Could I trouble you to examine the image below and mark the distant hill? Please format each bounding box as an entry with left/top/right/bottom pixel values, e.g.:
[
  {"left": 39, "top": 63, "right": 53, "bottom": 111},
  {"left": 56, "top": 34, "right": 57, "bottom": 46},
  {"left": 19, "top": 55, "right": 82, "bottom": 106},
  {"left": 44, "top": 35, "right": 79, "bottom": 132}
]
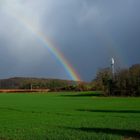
[{"left": 0, "top": 77, "right": 80, "bottom": 90}]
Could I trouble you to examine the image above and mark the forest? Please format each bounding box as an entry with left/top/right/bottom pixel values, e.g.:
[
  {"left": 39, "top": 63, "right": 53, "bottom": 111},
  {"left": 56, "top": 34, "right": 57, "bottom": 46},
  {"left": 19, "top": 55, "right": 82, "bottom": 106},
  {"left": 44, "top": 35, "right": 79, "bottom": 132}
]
[{"left": 93, "top": 64, "right": 140, "bottom": 96}]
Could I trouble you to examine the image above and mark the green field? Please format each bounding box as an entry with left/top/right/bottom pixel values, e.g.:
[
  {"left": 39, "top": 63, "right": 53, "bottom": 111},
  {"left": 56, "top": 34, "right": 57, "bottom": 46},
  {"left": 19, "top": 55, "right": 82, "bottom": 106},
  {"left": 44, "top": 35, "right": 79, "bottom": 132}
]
[{"left": 0, "top": 92, "right": 140, "bottom": 140}]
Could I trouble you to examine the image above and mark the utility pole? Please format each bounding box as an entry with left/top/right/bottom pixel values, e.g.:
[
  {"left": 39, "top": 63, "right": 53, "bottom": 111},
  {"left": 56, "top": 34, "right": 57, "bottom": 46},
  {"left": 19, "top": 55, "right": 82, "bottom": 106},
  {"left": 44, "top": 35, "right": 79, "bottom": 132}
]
[
  {"left": 109, "top": 57, "right": 115, "bottom": 96},
  {"left": 111, "top": 57, "right": 115, "bottom": 78}
]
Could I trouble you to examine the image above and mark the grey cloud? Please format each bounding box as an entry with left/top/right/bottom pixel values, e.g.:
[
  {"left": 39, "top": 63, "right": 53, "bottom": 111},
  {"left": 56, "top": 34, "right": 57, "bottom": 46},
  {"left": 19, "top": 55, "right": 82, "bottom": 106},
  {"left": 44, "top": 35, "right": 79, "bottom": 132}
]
[{"left": 0, "top": 0, "right": 140, "bottom": 81}]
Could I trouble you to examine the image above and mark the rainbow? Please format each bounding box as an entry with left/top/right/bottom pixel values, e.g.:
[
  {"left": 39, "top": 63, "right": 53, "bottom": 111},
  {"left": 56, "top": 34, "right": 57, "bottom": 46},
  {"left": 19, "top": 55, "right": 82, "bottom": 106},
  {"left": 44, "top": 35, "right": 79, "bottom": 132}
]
[
  {"left": 5, "top": 7, "right": 81, "bottom": 81},
  {"left": 95, "top": 28, "right": 127, "bottom": 67}
]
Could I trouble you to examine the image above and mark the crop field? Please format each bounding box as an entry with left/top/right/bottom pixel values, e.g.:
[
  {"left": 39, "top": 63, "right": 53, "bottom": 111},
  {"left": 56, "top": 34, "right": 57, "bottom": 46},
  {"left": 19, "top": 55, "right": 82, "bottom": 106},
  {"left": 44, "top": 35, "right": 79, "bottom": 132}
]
[{"left": 0, "top": 92, "right": 139, "bottom": 140}]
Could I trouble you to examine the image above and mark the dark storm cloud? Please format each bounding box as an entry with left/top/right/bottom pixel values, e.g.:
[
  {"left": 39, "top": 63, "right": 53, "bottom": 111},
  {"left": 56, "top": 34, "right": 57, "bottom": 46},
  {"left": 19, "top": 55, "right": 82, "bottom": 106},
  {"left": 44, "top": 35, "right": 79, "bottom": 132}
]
[{"left": 0, "top": 0, "right": 140, "bottom": 81}]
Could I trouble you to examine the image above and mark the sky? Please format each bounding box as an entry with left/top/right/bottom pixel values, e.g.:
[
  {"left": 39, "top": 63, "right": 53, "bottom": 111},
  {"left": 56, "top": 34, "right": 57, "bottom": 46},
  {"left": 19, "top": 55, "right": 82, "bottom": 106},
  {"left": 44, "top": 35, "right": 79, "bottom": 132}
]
[{"left": 0, "top": 0, "right": 140, "bottom": 81}]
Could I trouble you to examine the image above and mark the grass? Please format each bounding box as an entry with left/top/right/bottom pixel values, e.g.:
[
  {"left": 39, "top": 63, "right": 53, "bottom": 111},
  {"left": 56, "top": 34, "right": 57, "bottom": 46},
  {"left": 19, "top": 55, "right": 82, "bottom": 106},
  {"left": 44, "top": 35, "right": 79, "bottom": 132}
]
[{"left": 0, "top": 91, "right": 139, "bottom": 140}]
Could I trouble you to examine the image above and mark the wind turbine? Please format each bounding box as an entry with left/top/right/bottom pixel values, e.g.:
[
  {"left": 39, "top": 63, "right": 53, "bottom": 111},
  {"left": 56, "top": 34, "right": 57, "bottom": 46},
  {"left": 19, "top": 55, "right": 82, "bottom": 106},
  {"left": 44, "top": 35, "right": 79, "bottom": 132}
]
[{"left": 111, "top": 57, "right": 115, "bottom": 77}]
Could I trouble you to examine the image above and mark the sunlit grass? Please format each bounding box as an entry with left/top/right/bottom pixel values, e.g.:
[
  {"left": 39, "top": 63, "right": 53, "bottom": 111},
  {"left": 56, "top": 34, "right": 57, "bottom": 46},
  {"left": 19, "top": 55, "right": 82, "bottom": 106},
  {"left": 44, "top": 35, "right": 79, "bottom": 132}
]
[{"left": 0, "top": 92, "right": 139, "bottom": 140}]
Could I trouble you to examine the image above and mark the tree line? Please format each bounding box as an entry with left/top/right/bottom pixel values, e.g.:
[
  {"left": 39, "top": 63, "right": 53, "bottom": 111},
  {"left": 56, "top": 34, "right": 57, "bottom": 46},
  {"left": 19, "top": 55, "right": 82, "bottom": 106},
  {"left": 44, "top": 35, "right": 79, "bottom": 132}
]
[
  {"left": 92, "top": 64, "right": 140, "bottom": 96},
  {"left": 0, "top": 64, "right": 139, "bottom": 95},
  {"left": 0, "top": 77, "right": 89, "bottom": 91}
]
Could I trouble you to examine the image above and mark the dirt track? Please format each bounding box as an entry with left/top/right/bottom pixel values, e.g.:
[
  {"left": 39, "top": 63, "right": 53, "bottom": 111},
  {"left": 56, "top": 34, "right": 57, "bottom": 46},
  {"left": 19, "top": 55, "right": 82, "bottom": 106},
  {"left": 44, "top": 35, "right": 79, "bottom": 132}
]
[{"left": 0, "top": 89, "right": 50, "bottom": 93}]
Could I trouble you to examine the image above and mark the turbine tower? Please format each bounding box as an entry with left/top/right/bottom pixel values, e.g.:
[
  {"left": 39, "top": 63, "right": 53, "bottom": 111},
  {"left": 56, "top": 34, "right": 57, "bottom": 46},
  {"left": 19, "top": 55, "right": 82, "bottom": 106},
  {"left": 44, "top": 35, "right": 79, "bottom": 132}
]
[{"left": 111, "top": 57, "right": 115, "bottom": 77}]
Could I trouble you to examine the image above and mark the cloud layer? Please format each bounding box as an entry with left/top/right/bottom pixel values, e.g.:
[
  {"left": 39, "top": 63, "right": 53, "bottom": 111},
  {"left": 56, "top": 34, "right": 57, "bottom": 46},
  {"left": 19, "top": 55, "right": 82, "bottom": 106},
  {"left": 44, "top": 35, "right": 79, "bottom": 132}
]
[{"left": 0, "top": 0, "right": 140, "bottom": 81}]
